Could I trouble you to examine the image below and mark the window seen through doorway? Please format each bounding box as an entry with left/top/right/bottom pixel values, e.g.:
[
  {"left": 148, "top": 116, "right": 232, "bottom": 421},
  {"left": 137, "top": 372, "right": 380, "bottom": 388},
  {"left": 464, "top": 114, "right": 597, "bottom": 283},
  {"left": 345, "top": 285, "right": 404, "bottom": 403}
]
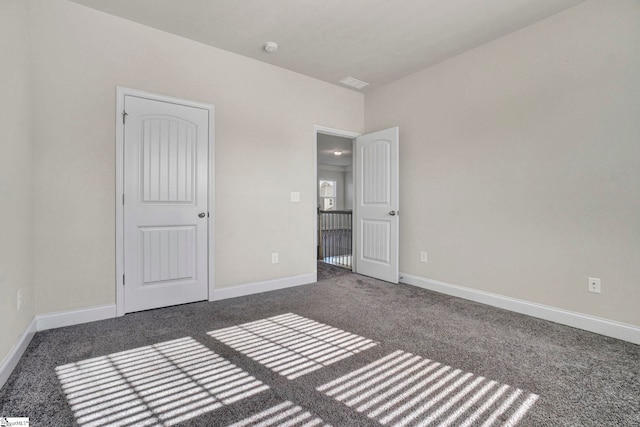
[{"left": 319, "top": 180, "right": 336, "bottom": 210}]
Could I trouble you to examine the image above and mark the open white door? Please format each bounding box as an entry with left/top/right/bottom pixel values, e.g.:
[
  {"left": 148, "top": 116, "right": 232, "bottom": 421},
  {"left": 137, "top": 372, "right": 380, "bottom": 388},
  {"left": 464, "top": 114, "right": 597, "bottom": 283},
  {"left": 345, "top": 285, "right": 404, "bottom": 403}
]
[
  {"left": 354, "top": 127, "right": 399, "bottom": 283},
  {"left": 123, "top": 95, "right": 209, "bottom": 313}
]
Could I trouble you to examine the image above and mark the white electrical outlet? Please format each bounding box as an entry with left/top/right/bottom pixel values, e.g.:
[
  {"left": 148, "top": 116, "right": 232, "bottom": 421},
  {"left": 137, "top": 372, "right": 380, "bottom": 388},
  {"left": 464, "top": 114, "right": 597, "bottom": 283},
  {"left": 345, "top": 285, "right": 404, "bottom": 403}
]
[
  {"left": 291, "top": 192, "right": 300, "bottom": 203},
  {"left": 17, "top": 289, "right": 22, "bottom": 311},
  {"left": 272, "top": 253, "right": 279, "bottom": 264},
  {"left": 588, "top": 277, "right": 601, "bottom": 294},
  {"left": 420, "top": 251, "right": 428, "bottom": 263}
]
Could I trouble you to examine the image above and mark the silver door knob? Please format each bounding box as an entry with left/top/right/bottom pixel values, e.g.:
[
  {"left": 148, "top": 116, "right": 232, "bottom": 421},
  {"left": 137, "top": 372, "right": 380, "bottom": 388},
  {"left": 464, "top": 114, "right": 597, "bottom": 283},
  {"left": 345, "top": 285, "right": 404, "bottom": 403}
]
[
  {"left": 198, "top": 212, "right": 206, "bottom": 218},
  {"left": 389, "top": 210, "right": 397, "bottom": 216}
]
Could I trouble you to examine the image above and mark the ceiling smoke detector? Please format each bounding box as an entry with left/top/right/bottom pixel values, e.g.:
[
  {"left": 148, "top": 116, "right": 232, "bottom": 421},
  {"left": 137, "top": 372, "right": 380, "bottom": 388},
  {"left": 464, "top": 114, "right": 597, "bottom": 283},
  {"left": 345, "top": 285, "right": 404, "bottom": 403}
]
[
  {"left": 339, "top": 76, "right": 369, "bottom": 90},
  {"left": 263, "top": 41, "right": 279, "bottom": 53}
]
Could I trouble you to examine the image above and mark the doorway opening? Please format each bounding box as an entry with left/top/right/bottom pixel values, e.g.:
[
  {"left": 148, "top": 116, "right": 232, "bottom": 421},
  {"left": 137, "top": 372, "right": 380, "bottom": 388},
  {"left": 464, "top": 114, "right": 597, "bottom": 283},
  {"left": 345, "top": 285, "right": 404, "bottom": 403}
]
[
  {"left": 316, "top": 132, "right": 354, "bottom": 270},
  {"left": 314, "top": 125, "right": 399, "bottom": 283}
]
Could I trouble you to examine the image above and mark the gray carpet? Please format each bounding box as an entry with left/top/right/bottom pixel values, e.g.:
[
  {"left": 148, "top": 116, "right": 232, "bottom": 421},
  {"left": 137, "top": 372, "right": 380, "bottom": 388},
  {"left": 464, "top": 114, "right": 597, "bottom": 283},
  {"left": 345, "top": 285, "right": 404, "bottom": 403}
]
[
  {"left": 316, "top": 262, "right": 351, "bottom": 282},
  {"left": 1, "top": 263, "right": 639, "bottom": 426}
]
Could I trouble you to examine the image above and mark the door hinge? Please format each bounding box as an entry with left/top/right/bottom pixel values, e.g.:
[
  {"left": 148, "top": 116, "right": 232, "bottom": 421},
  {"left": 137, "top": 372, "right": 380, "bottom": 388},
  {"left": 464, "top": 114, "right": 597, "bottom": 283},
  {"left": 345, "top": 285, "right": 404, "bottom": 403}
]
[
  {"left": 122, "top": 110, "right": 128, "bottom": 124},
  {"left": 123, "top": 274, "right": 125, "bottom": 286},
  {"left": 122, "top": 193, "right": 125, "bottom": 205}
]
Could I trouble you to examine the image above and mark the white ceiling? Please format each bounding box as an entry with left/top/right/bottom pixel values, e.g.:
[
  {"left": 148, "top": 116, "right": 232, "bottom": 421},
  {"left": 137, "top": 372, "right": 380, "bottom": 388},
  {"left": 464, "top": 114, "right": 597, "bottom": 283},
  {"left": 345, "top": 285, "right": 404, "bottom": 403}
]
[
  {"left": 70, "top": 0, "right": 585, "bottom": 92},
  {"left": 317, "top": 134, "right": 353, "bottom": 167}
]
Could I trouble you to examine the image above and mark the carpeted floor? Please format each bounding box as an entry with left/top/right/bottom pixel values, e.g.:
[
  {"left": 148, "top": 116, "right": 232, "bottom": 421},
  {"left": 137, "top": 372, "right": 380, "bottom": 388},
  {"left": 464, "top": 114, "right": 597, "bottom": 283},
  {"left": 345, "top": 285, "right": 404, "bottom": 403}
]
[{"left": 1, "top": 263, "right": 639, "bottom": 426}]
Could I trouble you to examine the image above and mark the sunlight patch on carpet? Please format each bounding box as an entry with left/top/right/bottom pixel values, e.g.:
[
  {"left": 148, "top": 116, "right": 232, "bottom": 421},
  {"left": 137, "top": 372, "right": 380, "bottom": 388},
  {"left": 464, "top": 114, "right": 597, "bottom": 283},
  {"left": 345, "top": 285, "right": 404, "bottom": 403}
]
[
  {"left": 208, "top": 313, "right": 377, "bottom": 379},
  {"left": 317, "top": 350, "right": 538, "bottom": 427},
  {"left": 56, "top": 337, "right": 269, "bottom": 426},
  {"left": 226, "top": 400, "right": 331, "bottom": 427}
]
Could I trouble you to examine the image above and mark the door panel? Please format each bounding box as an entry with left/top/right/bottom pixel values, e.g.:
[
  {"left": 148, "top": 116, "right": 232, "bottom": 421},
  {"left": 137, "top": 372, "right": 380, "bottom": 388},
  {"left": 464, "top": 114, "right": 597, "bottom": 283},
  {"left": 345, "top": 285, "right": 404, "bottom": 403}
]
[
  {"left": 355, "top": 127, "right": 399, "bottom": 283},
  {"left": 362, "top": 141, "right": 391, "bottom": 204},
  {"left": 140, "top": 117, "right": 196, "bottom": 203},
  {"left": 124, "top": 95, "right": 209, "bottom": 313},
  {"left": 140, "top": 226, "right": 195, "bottom": 283},
  {"left": 362, "top": 220, "right": 390, "bottom": 264}
]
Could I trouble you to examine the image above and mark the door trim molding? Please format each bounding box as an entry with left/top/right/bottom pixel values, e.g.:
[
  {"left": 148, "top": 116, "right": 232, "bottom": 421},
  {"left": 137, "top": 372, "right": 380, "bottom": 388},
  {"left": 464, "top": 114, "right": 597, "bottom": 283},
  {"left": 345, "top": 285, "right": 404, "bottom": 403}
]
[
  {"left": 313, "top": 125, "right": 360, "bottom": 271},
  {"left": 115, "top": 87, "right": 215, "bottom": 316}
]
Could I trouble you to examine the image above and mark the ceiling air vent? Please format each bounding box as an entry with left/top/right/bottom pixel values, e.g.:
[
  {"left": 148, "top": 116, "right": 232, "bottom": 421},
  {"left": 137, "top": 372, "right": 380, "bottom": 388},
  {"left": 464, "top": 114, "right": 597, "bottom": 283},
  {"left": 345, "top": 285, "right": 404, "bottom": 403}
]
[{"left": 339, "top": 76, "right": 369, "bottom": 90}]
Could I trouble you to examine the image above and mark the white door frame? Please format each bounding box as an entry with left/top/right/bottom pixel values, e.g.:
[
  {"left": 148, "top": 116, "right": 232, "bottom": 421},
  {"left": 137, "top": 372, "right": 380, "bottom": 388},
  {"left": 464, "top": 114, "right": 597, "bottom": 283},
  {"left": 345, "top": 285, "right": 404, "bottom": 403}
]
[
  {"left": 313, "top": 125, "right": 360, "bottom": 272},
  {"left": 116, "top": 87, "right": 215, "bottom": 316}
]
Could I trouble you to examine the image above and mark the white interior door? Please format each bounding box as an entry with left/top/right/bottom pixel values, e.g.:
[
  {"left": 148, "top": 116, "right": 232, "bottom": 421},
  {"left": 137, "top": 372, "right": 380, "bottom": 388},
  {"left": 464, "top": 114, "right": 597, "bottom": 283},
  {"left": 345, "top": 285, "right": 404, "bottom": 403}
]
[
  {"left": 123, "top": 95, "right": 209, "bottom": 313},
  {"left": 354, "top": 127, "right": 399, "bottom": 283}
]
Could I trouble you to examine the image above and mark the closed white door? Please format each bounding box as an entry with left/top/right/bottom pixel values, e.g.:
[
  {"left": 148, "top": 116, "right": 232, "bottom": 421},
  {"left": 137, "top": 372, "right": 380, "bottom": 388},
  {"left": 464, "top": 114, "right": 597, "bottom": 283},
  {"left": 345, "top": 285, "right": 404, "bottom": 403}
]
[
  {"left": 354, "top": 127, "right": 399, "bottom": 283},
  {"left": 123, "top": 95, "right": 209, "bottom": 313}
]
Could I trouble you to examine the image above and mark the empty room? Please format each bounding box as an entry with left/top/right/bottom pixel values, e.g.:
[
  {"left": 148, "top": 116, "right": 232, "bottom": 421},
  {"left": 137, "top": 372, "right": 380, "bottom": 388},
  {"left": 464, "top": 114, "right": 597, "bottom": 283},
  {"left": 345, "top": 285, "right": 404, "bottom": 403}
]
[{"left": 1, "top": 0, "right": 638, "bottom": 425}]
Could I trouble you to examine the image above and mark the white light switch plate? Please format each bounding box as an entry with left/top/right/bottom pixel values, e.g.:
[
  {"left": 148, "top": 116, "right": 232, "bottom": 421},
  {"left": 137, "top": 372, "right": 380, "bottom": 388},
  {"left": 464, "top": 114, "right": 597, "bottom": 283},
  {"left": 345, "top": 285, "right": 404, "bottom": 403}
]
[{"left": 291, "top": 192, "right": 300, "bottom": 202}]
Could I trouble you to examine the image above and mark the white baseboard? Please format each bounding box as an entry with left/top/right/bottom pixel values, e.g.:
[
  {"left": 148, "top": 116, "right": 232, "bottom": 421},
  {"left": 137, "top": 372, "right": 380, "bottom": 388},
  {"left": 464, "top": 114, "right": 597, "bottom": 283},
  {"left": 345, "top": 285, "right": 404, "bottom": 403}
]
[
  {"left": 36, "top": 304, "right": 117, "bottom": 331},
  {"left": 2, "top": 276, "right": 319, "bottom": 388},
  {"left": 212, "top": 273, "right": 317, "bottom": 301},
  {"left": 0, "top": 318, "right": 37, "bottom": 389},
  {"left": 400, "top": 272, "right": 640, "bottom": 345}
]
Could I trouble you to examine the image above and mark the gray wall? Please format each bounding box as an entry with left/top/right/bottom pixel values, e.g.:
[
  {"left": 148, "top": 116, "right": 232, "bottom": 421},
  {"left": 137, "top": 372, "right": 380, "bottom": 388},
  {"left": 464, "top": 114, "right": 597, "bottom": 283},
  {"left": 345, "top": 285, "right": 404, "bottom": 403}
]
[
  {"left": 0, "top": 0, "right": 36, "bottom": 370},
  {"left": 365, "top": 0, "right": 640, "bottom": 327},
  {"left": 1, "top": 0, "right": 360, "bottom": 366},
  {"left": 25, "top": 1, "right": 364, "bottom": 317},
  {"left": 3, "top": 0, "right": 639, "bottom": 369}
]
